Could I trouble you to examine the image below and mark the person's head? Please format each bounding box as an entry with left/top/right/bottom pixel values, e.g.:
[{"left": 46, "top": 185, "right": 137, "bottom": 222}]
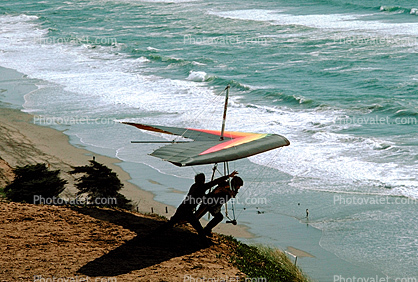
[
  {"left": 231, "top": 176, "right": 243, "bottom": 192},
  {"left": 195, "top": 173, "right": 205, "bottom": 184}
]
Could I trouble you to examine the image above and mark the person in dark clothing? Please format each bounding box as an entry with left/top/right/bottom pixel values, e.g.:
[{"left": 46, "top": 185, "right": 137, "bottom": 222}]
[
  {"left": 182, "top": 171, "right": 237, "bottom": 211},
  {"left": 195, "top": 176, "right": 244, "bottom": 235},
  {"left": 153, "top": 171, "right": 238, "bottom": 240}
]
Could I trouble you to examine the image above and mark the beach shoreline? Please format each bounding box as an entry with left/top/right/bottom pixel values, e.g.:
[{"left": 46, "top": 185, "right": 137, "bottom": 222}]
[
  {"left": 0, "top": 66, "right": 398, "bottom": 281},
  {"left": 0, "top": 66, "right": 252, "bottom": 239}
]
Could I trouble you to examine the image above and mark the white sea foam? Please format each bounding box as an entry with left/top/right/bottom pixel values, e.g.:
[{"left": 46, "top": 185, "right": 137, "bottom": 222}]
[
  {"left": 0, "top": 14, "right": 416, "bottom": 200},
  {"left": 146, "top": 46, "right": 160, "bottom": 51},
  {"left": 186, "top": 71, "right": 208, "bottom": 82},
  {"left": 210, "top": 9, "right": 418, "bottom": 36},
  {"left": 114, "top": 0, "right": 199, "bottom": 3},
  {"left": 0, "top": 14, "right": 216, "bottom": 120},
  {"left": 243, "top": 105, "right": 418, "bottom": 198}
]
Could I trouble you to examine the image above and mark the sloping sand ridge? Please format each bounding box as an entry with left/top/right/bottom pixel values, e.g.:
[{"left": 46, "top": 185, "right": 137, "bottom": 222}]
[{"left": 0, "top": 201, "right": 245, "bottom": 281}]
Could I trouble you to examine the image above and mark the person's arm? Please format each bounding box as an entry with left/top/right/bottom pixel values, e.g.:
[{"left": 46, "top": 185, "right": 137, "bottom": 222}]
[{"left": 204, "top": 170, "right": 238, "bottom": 191}]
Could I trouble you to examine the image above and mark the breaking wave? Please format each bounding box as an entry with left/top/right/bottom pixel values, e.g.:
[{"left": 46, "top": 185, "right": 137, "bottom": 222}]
[{"left": 380, "top": 6, "right": 418, "bottom": 15}]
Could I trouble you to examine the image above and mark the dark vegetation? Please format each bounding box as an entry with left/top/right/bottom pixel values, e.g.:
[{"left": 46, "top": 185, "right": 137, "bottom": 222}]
[
  {"left": 4, "top": 163, "right": 66, "bottom": 203},
  {"left": 70, "top": 160, "right": 132, "bottom": 209},
  {"left": 3, "top": 160, "right": 132, "bottom": 209},
  {"left": 0, "top": 187, "right": 6, "bottom": 198}
]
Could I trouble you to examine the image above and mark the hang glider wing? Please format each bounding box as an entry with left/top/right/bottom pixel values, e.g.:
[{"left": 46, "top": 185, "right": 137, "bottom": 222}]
[{"left": 124, "top": 122, "right": 290, "bottom": 167}]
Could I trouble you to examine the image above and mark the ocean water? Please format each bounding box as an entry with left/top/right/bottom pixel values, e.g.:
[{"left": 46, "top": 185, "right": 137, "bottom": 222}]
[{"left": 0, "top": 0, "right": 417, "bottom": 280}]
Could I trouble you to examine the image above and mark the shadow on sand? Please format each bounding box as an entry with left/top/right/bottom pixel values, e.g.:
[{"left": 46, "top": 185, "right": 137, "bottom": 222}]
[{"left": 72, "top": 207, "right": 206, "bottom": 277}]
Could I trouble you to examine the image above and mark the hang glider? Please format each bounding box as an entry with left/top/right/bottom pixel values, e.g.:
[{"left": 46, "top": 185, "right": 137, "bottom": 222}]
[{"left": 123, "top": 122, "right": 290, "bottom": 167}]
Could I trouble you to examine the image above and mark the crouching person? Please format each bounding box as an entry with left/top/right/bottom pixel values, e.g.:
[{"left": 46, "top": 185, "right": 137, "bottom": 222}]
[{"left": 195, "top": 176, "right": 243, "bottom": 235}]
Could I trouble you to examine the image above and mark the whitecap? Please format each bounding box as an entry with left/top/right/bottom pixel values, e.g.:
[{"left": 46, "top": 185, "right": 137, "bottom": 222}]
[{"left": 186, "top": 71, "right": 208, "bottom": 82}]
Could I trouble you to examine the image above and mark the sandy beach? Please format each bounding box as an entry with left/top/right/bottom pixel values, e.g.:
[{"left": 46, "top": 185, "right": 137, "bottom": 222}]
[
  {"left": 0, "top": 106, "right": 170, "bottom": 215},
  {"left": 0, "top": 66, "right": 252, "bottom": 238}
]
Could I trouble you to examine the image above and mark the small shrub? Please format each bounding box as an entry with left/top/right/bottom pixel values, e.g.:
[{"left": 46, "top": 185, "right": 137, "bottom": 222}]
[
  {"left": 70, "top": 160, "right": 132, "bottom": 209},
  {"left": 4, "top": 163, "right": 67, "bottom": 203}
]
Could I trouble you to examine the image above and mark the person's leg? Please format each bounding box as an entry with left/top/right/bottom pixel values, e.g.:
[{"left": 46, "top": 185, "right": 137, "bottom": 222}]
[
  {"left": 203, "top": 212, "right": 223, "bottom": 234},
  {"left": 186, "top": 213, "right": 206, "bottom": 236},
  {"left": 184, "top": 212, "right": 213, "bottom": 245},
  {"left": 148, "top": 208, "right": 183, "bottom": 237},
  {"left": 194, "top": 204, "right": 209, "bottom": 220}
]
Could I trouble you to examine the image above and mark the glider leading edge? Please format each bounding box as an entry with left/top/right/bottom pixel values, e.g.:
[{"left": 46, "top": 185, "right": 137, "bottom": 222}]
[{"left": 123, "top": 123, "right": 290, "bottom": 167}]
